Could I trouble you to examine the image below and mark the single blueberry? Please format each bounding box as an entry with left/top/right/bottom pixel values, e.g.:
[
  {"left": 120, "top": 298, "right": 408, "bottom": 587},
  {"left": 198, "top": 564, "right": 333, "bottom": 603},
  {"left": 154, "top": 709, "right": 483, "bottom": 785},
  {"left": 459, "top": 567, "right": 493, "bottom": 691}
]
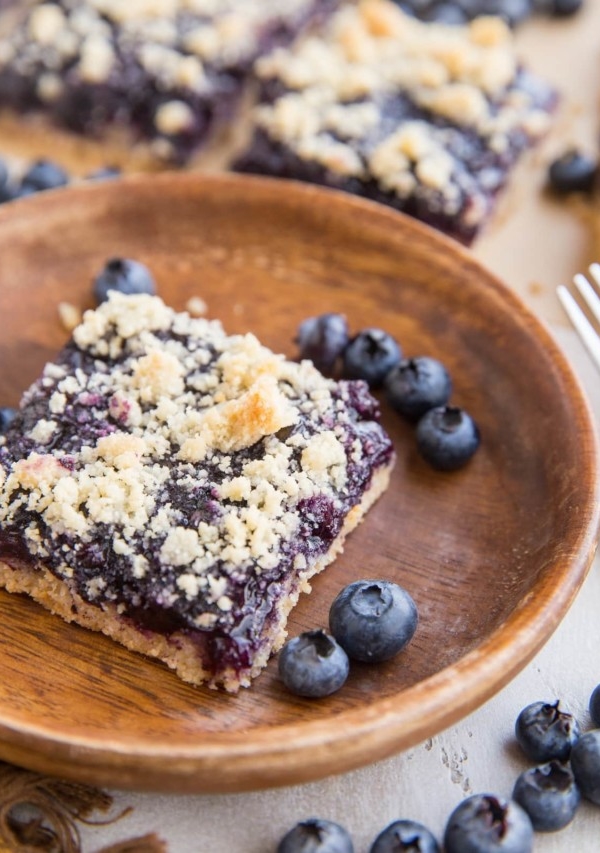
[
  {"left": 93, "top": 257, "right": 156, "bottom": 304},
  {"left": 370, "top": 818, "right": 440, "bottom": 852},
  {"left": 296, "top": 313, "right": 349, "bottom": 374},
  {"left": 570, "top": 730, "right": 600, "bottom": 805},
  {"left": 329, "top": 580, "right": 418, "bottom": 663},
  {"left": 278, "top": 818, "right": 354, "bottom": 853},
  {"left": 278, "top": 630, "right": 349, "bottom": 698},
  {"left": 589, "top": 684, "right": 600, "bottom": 727},
  {"left": 512, "top": 760, "right": 580, "bottom": 831},
  {"left": 0, "top": 407, "right": 17, "bottom": 432},
  {"left": 342, "top": 329, "right": 402, "bottom": 388},
  {"left": 548, "top": 0, "right": 583, "bottom": 15},
  {"left": 444, "top": 794, "right": 534, "bottom": 853},
  {"left": 415, "top": 406, "right": 480, "bottom": 471},
  {"left": 385, "top": 356, "right": 452, "bottom": 421},
  {"left": 548, "top": 149, "right": 597, "bottom": 194},
  {"left": 21, "top": 159, "right": 69, "bottom": 192},
  {"left": 515, "top": 700, "right": 580, "bottom": 763}
]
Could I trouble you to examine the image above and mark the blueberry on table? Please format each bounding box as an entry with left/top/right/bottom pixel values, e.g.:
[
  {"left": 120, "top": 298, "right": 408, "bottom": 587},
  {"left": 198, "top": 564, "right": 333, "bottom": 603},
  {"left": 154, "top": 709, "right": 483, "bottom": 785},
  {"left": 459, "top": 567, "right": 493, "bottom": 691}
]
[
  {"left": 512, "top": 760, "right": 580, "bottom": 831},
  {"left": 590, "top": 684, "right": 600, "bottom": 727},
  {"left": 384, "top": 356, "right": 452, "bottom": 421},
  {"left": 329, "top": 580, "right": 418, "bottom": 663},
  {"left": 296, "top": 313, "right": 349, "bottom": 374},
  {"left": 277, "top": 818, "right": 354, "bottom": 853},
  {"left": 547, "top": 0, "right": 583, "bottom": 16},
  {"left": 515, "top": 700, "right": 580, "bottom": 762},
  {"left": 342, "top": 329, "right": 402, "bottom": 388},
  {"left": 0, "top": 407, "right": 16, "bottom": 432},
  {"left": 415, "top": 406, "right": 480, "bottom": 471},
  {"left": 21, "top": 159, "right": 69, "bottom": 192},
  {"left": 548, "top": 149, "right": 597, "bottom": 194},
  {"left": 444, "top": 794, "right": 534, "bottom": 853},
  {"left": 570, "top": 730, "right": 600, "bottom": 804},
  {"left": 93, "top": 258, "right": 156, "bottom": 304},
  {"left": 370, "top": 818, "right": 440, "bottom": 852},
  {"left": 278, "top": 630, "right": 349, "bottom": 698}
]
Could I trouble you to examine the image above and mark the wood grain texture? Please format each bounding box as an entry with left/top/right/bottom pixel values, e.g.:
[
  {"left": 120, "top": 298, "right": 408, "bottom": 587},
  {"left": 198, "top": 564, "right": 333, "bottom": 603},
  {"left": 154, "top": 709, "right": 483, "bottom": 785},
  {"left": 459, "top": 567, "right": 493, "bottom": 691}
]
[{"left": 0, "top": 173, "right": 598, "bottom": 793}]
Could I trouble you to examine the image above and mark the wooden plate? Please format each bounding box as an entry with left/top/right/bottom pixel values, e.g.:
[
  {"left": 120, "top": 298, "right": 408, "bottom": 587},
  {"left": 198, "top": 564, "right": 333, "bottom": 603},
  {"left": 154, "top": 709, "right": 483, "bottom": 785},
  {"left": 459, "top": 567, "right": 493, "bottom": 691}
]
[{"left": 0, "top": 173, "right": 598, "bottom": 794}]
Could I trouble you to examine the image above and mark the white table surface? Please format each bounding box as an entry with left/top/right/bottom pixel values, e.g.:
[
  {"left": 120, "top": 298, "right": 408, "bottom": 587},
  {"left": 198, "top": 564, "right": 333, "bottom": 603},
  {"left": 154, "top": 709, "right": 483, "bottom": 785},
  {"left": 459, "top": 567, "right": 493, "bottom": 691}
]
[{"left": 4, "top": 6, "right": 600, "bottom": 852}]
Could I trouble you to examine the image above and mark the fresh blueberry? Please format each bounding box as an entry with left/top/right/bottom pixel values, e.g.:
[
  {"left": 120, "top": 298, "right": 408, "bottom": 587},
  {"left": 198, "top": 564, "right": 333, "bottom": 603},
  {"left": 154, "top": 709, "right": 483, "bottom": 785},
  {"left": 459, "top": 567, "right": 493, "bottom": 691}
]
[
  {"left": 589, "top": 684, "right": 600, "bottom": 727},
  {"left": 21, "top": 159, "right": 69, "bottom": 192},
  {"left": 278, "top": 818, "right": 354, "bottom": 853},
  {"left": 93, "top": 257, "right": 156, "bottom": 304},
  {"left": 512, "top": 760, "right": 580, "bottom": 831},
  {"left": 329, "top": 580, "right": 418, "bottom": 663},
  {"left": 370, "top": 819, "right": 440, "bottom": 852},
  {"left": 385, "top": 356, "right": 452, "bottom": 421},
  {"left": 278, "top": 630, "right": 349, "bottom": 698},
  {"left": 548, "top": 149, "right": 597, "bottom": 194},
  {"left": 296, "top": 313, "right": 349, "bottom": 374},
  {"left": 570, "top": 730, "right": 600, "bottom": 804},
  {"left": 415, "top": 406, "right": 480, "bottom": 471},
  {"left": 342, "top": 329, "right": 402, "bottom": 388},
  {"left": 547, "top": 0, "right": 583, "bottom": 15},
  {"left": 515, "top": 700, "right": 580, "bottom": 762},
  {"left": 444, "top": 794, "right": 534, "bottom": 853},
  {"left": 0, "top": 407, "right": 17, "bottom": 432},
  {"left": 85, "top": 165, "right": 122, "bottom": 181}
]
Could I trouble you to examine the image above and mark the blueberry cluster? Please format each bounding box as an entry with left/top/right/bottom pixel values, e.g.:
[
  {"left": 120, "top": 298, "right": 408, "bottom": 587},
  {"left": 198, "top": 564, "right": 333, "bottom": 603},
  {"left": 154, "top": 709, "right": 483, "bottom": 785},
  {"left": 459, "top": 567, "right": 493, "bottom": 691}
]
[
  {"left": 0, "top": 156, "right": 120, "bottom": 204},
  {"left": 276, "top": 685, "right": 600, "bottom": 851},
  {"left": 296, "top": 314, "right": 480, "bottom": 471},
  {"left": 278, "top": 580, "right": 418, "bottom": 698},
  {"left": 393, "top": 0, "right": 583, "bottom": 27}
]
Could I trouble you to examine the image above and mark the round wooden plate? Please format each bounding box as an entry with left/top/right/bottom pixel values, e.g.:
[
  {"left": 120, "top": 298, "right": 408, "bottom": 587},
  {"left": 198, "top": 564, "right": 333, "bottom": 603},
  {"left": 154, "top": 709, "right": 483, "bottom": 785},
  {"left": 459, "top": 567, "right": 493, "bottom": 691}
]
[{"left": 0, "top": 173, "right": 598, "bottom": 794}]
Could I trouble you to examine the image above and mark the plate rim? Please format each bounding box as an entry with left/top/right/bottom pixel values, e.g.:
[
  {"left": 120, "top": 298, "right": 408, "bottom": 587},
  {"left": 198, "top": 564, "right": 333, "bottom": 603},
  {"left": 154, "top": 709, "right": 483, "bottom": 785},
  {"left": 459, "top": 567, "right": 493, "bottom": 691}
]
[{"left": 0, "top": 172, "right": 598, "bottom": 793}]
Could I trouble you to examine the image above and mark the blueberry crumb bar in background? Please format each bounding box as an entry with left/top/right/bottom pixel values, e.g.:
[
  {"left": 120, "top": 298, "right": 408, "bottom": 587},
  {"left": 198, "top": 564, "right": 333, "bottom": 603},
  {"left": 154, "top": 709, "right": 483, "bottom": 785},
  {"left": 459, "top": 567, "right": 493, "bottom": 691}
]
[
  {"left": 0, "top": 294, "right": 394, "bottom": 691},
  {"left": 235, "top": 0, "right": 557, "bottom": 244},
  {"left": 0, "top": 0, "right": 338, "bottom": 165}
]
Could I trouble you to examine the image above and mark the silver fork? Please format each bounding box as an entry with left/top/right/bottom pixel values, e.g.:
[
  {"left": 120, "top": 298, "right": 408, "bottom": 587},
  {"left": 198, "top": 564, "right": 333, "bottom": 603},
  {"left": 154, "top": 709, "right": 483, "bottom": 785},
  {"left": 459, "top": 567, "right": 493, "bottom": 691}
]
[{"left": 557, "top": 263, "right": 600, "bottom": 372}]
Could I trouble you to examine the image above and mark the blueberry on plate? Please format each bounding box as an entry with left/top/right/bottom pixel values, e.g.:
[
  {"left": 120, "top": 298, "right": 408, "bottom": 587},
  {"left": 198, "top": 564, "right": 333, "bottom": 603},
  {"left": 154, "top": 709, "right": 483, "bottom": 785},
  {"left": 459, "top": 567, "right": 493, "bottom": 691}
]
[
  {"left": 512, "top": 760, "right": 580, "bottom": 831},
  {"left": 21, "top": 159, "right": 69, "bottom": 192},
  {"left": 370, "top": 818, "right": 440, "bottom": 852},
  {"left": 93, "top": 257, "right": 156, "bottom": 304},
  {"left": 570, "top": 730, "right": 600, "bottom": 804},
  {"left": 548, "top": 149, "right": 597, "bottom": 194},
  {"left": 444, "top": 794, "right": 534, "bottom": 853},
  {"left": 385, "top": 356, "right": 452, "bottom": 421},
  {"left": 415, "top": 406, "right": 480, "bottom": 471},
  {"left": 329, "top": 580, "right": 418, "bottom": 663},
  {"left": 278, "top": 818, "right": 354, "bottom": 853},
  {"left": 296, "top": 313, "right": 349, "bottom": 374},
  {"left": 278, "top": 630, "right": 349, "bottom": 698},
  {"left": 342, "top": 329, "right": 402, "bottom": 388},
  {"left": 515, "top": 700, "right": 580, "bottom": 762},
  {"left": 0, "top": 407, "right": 16, "bottom": 432},
  {"left": 590, "top": 684, "right": 600, "bottom": 727}
]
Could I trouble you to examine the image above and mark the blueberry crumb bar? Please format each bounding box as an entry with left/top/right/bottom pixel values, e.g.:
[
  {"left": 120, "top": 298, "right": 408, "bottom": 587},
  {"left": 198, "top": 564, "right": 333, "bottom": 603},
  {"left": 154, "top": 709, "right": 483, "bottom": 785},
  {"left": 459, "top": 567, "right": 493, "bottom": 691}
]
[
  {"left": 235, "top": 0, "right": 557, "bottom": 244},
  {"left": 0, "top": 0, "right": 338, "bottom": 165},
  {"left": 0, "top": 294, "right": 394, "bottom": 691}
]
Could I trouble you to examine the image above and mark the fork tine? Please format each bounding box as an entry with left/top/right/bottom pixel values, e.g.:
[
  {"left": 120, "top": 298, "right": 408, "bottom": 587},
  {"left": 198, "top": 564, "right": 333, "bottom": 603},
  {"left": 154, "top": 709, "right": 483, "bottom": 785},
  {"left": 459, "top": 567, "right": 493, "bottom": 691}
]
[
  {"left": 573, "top": 273, "right": 600, "bottom": 326},
  {"left": 557, "top": 284, "right": 600, "bottom": 372}
]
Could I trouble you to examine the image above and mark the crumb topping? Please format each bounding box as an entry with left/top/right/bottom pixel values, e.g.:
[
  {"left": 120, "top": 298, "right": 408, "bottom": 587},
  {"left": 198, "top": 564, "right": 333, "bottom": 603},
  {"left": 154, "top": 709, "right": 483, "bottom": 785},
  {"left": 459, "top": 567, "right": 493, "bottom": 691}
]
[
  {"left": 251, "top": 0, "right": 554, "bottom": 224},
  {"left": 0, "top": 293, "right": 393, "bottom": 653}
]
